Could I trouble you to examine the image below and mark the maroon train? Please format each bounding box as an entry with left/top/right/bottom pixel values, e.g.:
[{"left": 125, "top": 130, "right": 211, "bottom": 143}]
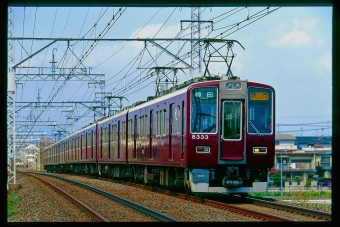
[{"left": 43, "top": 75, "right": 275, "bottom": 195}]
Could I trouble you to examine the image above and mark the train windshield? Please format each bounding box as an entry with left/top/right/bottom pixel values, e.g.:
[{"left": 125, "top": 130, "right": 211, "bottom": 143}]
[
  {"left": 190, "top": 87, "right": 217, "bottom": 133},
  {"left": 247, "top": 87, "right": 273, "bottom": 135}
]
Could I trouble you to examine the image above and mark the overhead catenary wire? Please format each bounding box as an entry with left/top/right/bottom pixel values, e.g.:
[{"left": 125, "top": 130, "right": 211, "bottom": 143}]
[
  {"left": 14, "top": 7, "right": 313, "bottom": 145},
  {"left": 93, "top": 7, "right": 163, "bottom": 71},
  {"left": 57, "top": 6, "right": 278, "bottom": 124},
  {"left": 111, "top": 7, "right": 278, "bottom": 101},
  {"left": 14, "top": 7, "right": 127, "bottom": 147}
]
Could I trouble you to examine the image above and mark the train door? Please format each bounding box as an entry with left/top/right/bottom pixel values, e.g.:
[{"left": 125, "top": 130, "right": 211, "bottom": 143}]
[
  {"left": 100, "top": 128, "right": 103, "bottom": 160},
  {"left": 134, "top": 115, "right": 137, "bottom": 159},
  {"left": 149, "top": 110, "right": 153, "bottom": 160},
  {"left": 118, "top": 121, "right": 120, "bottom": 159},
  {"left": 108, "top": 125, "right": 111, "bottom": 159},
  {"left": 169, "top": 104, "right": 174, "bottom": 160},
  {"left": 220, "top": 100, "right": 245, "bottom": 160}
]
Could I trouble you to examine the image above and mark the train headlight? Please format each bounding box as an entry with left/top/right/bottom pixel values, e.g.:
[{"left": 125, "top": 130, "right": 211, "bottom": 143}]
[
  {"left": 196, "top": 146, "right": 210, "bottom": 154},
  {"left": 253, "top": 147, "right": 267, "bottom": 154}
]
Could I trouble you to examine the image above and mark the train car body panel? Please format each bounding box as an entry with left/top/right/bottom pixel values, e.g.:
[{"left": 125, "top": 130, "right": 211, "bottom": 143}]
[
  {"left": 43, "top": 75, "right": 275, "bottom": 195},
  {"left": 126, "top": 89, "right": 187, "bottom": 166}
]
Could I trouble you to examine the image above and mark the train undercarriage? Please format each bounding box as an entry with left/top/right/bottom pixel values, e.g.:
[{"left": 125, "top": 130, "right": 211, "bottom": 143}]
[{"left": 44, "top": 163, "right": 269, "bottom": 195}]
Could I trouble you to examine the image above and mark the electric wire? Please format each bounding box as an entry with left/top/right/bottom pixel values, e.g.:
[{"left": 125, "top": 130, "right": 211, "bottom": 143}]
[
  {"left": 93, "top": 7, "right": 162, "bottom": 72},
  {"left": 14, "top": 7, "right": 298, "bottom": 145},
  {"left": 26, "top": 8, "right": 127, "bottom": 138}
]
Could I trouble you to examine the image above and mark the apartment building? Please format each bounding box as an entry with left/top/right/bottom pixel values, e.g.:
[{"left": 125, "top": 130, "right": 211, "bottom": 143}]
[{"left": 269, "top": 134, "right": 332, "bottom": 187}]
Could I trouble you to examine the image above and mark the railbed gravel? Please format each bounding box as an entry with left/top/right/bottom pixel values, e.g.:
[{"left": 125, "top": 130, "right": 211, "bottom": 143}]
[{"left": 8, "top": 171, "right": 326, "bottom": 222}]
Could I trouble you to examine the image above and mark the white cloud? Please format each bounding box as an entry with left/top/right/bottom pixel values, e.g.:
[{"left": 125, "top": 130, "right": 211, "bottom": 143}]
[
  {"left": 316, "top": 53, "right": 332, "bottom": 72},
  {"left": 267, "top": 18, "right": 319, "bottom": 47},
  {"left": 129, "top": 24, "right": 183, "bottom": 51}
]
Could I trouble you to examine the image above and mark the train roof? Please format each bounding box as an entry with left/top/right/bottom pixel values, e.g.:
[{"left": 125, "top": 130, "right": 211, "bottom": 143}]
[
  {"left": 44, "top": 75, "right": 270, "bottom": 149},
  {"left": 116, "top": 75, "right": 222, "bottom": 111}
]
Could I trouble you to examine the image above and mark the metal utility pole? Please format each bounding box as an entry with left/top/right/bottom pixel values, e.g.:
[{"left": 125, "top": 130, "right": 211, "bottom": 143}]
[
  {"left": 190, "top": 7, "right": 202, "bottom": 78},
  {"left": 142, "top": 66, "right": 186, "bottom": 97},
  {"left": 7, "top": 7, "right": 17, "bottom": 185}
]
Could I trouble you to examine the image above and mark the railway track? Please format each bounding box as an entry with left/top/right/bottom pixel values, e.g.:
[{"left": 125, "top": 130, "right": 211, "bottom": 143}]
[
  {"left": 25, "top": 171, "right": 331, "bottom": 222},
  {"left": 105, "top": 176, "right": 331, "bottom": 222},
  {"left": 249, "top": 197, "right": 331, "bottom": 221},
  {"left": 25, "top": 173, "right": 109, "bottom": 222},
  {"left": 31, "top": 172, "right": 179, "bottom": 222},
  {"left": 140, "top": 185, "right": 293, "bottom": 222}
]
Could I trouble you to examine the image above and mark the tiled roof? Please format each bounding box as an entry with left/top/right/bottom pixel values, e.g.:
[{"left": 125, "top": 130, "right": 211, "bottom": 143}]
[{"left": 275, "top": 134, "right": 296, "bottom": 141}]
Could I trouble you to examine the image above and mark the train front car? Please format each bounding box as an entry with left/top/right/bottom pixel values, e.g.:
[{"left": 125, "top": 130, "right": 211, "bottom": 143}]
[{"left": 186, "top": 79, "right": 275, "bottom": 195}]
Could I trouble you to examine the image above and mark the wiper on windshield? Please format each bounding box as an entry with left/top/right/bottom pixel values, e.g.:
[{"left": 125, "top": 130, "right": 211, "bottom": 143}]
[{"left": 248, "top": 120, "right": 262, "bottom": 137}]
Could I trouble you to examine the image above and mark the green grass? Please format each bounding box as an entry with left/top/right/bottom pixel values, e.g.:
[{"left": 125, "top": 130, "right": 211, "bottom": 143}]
[
  {"left": 7, "top": 191, "right": 19, "bottom": 217},
  {"left": 249, "top": 190, "right": 332, "bottom": 212},
  {"left": 251, "top": 190, "right": 332, "bottom": 197}
]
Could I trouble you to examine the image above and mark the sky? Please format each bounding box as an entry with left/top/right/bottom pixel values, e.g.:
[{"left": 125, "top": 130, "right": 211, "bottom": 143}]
[{"left": 7, "top": 6, "right": 332, "bottom": 145}]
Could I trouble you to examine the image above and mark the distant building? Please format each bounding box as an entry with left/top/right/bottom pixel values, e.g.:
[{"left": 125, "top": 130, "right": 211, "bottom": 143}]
[
  {"left": 270, "top": 134, "right": 332, "bottom": 189},
  {"left": 275, "top": 134, "right": 297, "bottom": 151},
  {"left": 295, "top": 136, "right": 332, "bottom": 148}
]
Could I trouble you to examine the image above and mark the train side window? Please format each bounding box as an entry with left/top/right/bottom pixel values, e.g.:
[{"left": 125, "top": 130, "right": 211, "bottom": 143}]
[
  {"left": 113, "top": 124, "right": 117, "bottom": 141},
  {"left": 170, "top": 104, "right": 175, "bottom": 135},
  {"left": 104, "top": 127, "right": 108, "bottom": 144},
  {"left": 74, "top": 138, "right": 77, "bottom": 160},
  {"left": 122, "top": 121, "right": 126, "bottom": 140},
  {"left": 139, "top": 116, "right": 143, "bottom": 139},
  {"left": 140, "top": 115, "right": 147, "bottom": 138},
  {"left": 100, "top": 128, "right": 103, "bottom": 159},
  {"left": 160, "top": 110, "right": 164, "bottom": 136},
  {"left": 88, "top": 131, "right": 92, "bottom": 158},
  {"left": 86, "top": 132, "right": 88, "bottom": 159},
  {"left": 162, "top": 109, "right": 167, "bottom": 136},
  {"left": 144, "top": 115, "right": 148, "bottom": 138},
  {"left": 177, "top": 105, "right": 181, "bottom": 134},
  {"left": 156, "top": 111, "right": 160, "bottom": 136},
  {"left": 92, "top": 130, "right": 95, "bottom": 159},
  {"left": 128, "top": 119, "right": 132, "bottom": 140},
  {"left": 68, "top": 140, "right": 70, "bottom": 161},
  {"left": 108, "top": 125, "right": 111, "bottom": 159}
]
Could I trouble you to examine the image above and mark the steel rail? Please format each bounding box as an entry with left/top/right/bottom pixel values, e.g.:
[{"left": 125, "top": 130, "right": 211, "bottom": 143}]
[
  {"left": 119, "top": 180, "right": 292, "bottom": 221},
  {"left": 34, "top": 172, "right": 179, "bottom": 222},
  {"left": 25, "top": 173, "right": 109, "bottom": 222},
  {"left": 249, "top": 197, "right": 331, "bottom": 221},
  {"left": 202, "top": 199, "right": 293, "bottom": 222}
]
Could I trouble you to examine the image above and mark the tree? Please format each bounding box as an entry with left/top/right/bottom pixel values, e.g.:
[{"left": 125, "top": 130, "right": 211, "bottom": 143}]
[
  {"left": 294, "top": 176, "right": 302, "bottom": 184},
  {"left": 270, "top": 173, "right": 283, "bottom": 187}
]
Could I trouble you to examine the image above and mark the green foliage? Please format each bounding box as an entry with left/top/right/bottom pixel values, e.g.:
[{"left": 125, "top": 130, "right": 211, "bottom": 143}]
[
  {"left": 318, "top": 177, "right": 327, "bottom": 182},
  {"left": 250, "top": 190, "right": 331, "bottom": 197},
  {"left": 7, "top": 191, "right": 19, "bottom": 217},
  {"left": 294, "top": 176, "right": 302, "bottom": 184},
  {"left": 270, "top": 173, "right": 283, "bottom": 186},
  {"left": 306, "top": 178, "right": 313, "bottom": 187}
]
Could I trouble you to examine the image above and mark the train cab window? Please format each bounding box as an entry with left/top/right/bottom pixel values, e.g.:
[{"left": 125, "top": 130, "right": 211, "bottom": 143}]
[
  {"left": 190, "top": 87, "right": 217, "bottom": 133},
  {"left": 222, "top": 101, "right": 241, "bottom": 140},
  {"left": 247, "top": 87, "right": 273, "bottom": 134}
]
